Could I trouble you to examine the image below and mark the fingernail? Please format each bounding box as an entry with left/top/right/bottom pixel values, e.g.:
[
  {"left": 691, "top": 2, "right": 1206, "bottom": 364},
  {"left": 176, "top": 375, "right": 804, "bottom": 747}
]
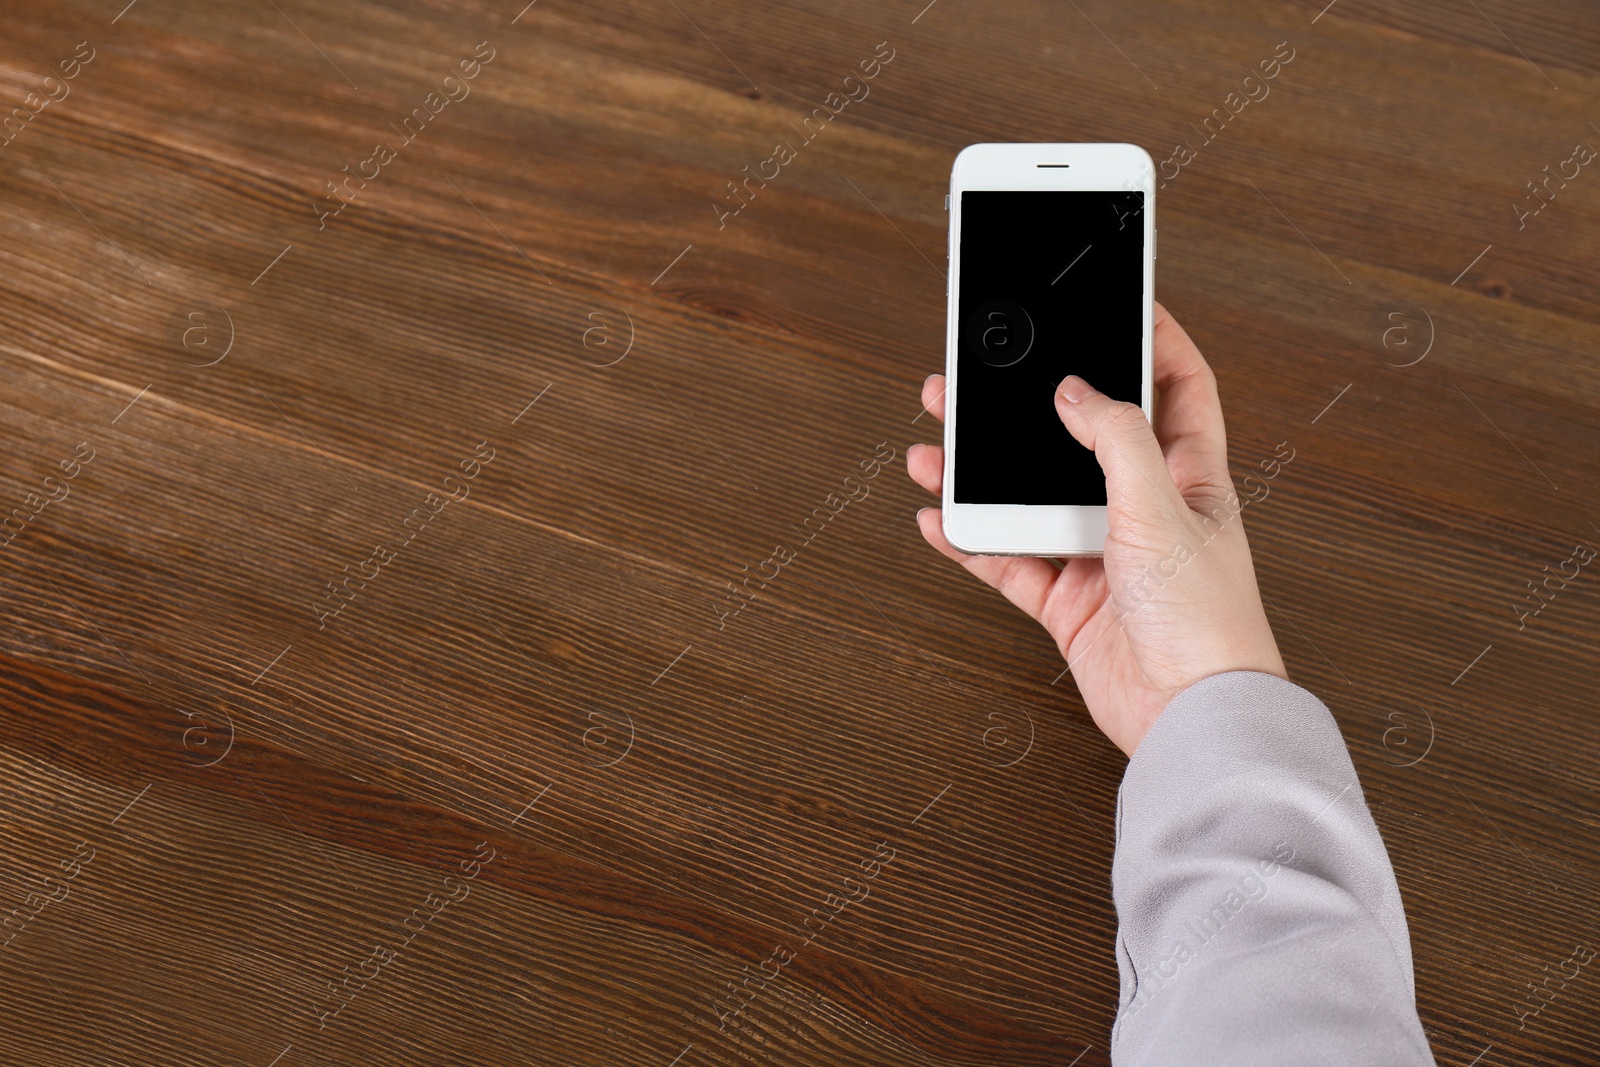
[
  {"left": 1058, "top": 374, "right": 1094, "bottom": 404},
  {"left": 916, "top": 507, "right": 930, "bottom": 520}
]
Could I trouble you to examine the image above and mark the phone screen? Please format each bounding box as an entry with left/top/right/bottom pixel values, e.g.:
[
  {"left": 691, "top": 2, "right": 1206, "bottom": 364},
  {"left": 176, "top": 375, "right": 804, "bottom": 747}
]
[{"left": 953, "top": 190, "right": 1146, "bottom": 506}]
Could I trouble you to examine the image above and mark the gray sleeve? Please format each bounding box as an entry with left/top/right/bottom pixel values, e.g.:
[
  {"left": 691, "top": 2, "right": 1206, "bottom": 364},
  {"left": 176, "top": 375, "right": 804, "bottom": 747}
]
[{"left": 1109, "top": 670, "right": 1435, "bottom": 1066}]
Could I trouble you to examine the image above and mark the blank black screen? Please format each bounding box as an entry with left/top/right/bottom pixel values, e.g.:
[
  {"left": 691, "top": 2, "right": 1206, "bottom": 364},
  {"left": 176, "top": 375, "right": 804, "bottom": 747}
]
[{"left": 953, "top": 190, "right": 1145, "bottom": 505}]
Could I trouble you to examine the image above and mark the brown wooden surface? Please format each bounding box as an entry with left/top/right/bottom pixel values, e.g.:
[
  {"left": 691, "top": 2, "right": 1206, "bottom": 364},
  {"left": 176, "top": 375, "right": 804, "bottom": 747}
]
[{"left": 1, "top": 0, "right": 1597, "bottom": 1064}]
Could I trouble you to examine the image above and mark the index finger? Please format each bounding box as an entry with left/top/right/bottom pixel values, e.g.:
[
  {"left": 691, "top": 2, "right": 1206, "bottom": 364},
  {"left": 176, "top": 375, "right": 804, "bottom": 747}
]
[{"left": 918, "top": 373, "right": 946, "bottom": 423}]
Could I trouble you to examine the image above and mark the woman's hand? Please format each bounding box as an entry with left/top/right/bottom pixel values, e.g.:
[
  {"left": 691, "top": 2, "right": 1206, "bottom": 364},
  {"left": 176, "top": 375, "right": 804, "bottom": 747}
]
[{"left": 907, "top": 301, "right": 1288, "bottom": 757}]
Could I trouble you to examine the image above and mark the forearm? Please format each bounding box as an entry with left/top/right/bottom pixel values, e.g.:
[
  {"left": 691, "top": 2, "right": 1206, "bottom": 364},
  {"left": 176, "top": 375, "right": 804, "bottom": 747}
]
[{"left": 1109, "top": 670, "right": 1435, "bottom": 1066}]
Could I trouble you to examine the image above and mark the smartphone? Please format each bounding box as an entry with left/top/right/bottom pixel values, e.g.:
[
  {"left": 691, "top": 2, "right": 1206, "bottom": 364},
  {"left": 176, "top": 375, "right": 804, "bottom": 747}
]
[{"left": 941, "top": 142, "right": 1155, "bottom": 556}]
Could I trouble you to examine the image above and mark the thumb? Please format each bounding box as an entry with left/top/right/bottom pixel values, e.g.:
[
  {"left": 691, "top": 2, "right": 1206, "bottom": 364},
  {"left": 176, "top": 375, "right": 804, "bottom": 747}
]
[{"left": 1054, "top": 374, "right": 1187, "bottom": 523}]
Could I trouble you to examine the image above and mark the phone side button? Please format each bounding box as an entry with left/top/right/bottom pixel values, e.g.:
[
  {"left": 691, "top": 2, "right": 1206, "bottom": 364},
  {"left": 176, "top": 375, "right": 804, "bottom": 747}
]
[
  {"left": 1153, "top": 229, "right": 1158, "bottom": 260},
  {"left": 944, "top": 194, "right": 950, "bottom": 211}
]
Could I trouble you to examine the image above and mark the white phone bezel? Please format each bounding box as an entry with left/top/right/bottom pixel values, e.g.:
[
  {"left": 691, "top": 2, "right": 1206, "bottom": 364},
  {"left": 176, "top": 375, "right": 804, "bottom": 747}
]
[{"left": 941, "top": 142, "right": 1155, "bottom": 557}]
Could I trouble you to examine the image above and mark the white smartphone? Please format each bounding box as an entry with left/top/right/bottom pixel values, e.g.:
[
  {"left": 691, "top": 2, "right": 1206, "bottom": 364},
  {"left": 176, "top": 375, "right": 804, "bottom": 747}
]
[{"left": 940, "top": 142, "right": 1155, "bottom": 556}]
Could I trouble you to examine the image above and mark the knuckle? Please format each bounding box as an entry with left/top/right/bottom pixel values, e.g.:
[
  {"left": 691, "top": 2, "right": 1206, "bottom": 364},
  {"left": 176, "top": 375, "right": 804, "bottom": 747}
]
[{"left": 1101, "top": 400, "right": 1150, "bottom": 435}]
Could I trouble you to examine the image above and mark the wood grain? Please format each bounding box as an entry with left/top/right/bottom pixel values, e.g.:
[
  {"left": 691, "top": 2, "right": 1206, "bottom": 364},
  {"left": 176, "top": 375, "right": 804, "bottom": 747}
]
[{"left": 1, "top": 0, "right": 1597, "bottom": 1064}]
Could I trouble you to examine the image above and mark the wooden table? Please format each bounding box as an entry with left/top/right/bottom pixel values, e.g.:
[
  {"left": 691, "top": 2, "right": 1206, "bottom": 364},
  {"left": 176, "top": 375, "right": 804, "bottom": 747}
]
[{"left": 2, "top": 1, "right": 1597, "bottom": 1064}]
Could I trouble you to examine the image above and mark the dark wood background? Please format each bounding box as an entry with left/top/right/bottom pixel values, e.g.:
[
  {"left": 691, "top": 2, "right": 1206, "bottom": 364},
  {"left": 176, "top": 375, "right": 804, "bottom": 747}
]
[{"left": 1, "top": 0, "right": 1597, "bottom": 1064}]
